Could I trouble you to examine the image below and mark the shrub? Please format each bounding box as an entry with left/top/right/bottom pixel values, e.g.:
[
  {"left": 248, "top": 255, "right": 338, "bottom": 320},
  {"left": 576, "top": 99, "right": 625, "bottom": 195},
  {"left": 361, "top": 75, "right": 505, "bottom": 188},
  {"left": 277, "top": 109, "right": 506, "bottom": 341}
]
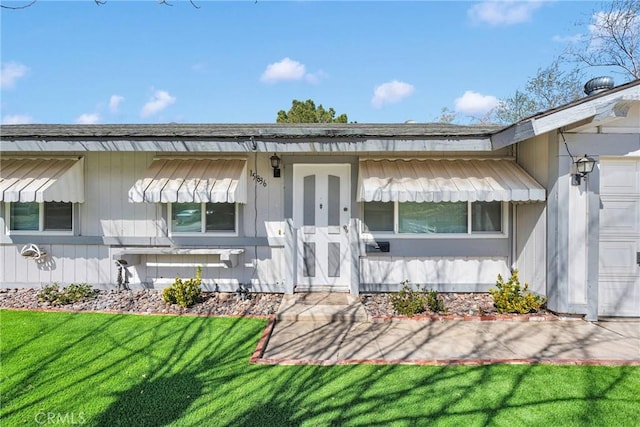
[
  {"left": 38, "top": 283, "right": 97, "bottom": 305},
  {"left": 489, "top": 270, "right": 546, "bottom": 314},
  {"left": 390, "top": 281, "right": 427, "bottom": 317},
  {"left": 162, "top": 267, "right": 202, "bottom": 308},
  {"left": 426, "top": 289, "right": 447, "bottom": 313}
]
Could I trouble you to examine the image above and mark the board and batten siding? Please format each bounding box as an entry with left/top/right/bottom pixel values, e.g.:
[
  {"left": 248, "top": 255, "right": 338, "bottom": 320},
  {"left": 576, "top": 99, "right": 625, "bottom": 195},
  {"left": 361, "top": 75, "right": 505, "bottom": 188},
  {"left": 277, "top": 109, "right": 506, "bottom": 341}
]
[
  {"left": 1, "top": 152, "right": 286, "bottom": 290},
  {"left": 514, "top": 133, "right": 550, "bottom": 296},
  {"left": 360, "top": 256, "right": 511, "bottom": 292}
]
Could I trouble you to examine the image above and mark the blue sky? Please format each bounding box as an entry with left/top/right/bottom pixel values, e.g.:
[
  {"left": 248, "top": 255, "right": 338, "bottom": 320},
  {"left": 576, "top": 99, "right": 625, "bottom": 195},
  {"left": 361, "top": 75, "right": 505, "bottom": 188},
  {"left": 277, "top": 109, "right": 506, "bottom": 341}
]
[{"left": 0, "top": 1, "right": 610, "bottom": 125}]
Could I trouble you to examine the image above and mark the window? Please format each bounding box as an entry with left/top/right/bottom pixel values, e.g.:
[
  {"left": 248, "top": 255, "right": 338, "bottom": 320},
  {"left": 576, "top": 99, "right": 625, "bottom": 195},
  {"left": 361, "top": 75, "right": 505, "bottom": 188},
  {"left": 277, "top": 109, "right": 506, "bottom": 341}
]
[
  {"left": 363, "top": 201, "right": 504, "bottom": 235},
  {"left": 171, "top": 203, "right": 236, "bottom": 233},
  {"left": 8, "top": 202, "right": 73, "bottom": 232}
]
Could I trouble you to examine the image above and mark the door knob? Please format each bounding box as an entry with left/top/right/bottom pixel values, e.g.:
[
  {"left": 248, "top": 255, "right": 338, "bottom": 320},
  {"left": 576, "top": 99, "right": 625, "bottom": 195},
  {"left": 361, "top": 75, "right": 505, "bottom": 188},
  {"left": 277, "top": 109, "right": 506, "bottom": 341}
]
[{"left": 343, "top": 225, "right": 348, "bottom": 232}]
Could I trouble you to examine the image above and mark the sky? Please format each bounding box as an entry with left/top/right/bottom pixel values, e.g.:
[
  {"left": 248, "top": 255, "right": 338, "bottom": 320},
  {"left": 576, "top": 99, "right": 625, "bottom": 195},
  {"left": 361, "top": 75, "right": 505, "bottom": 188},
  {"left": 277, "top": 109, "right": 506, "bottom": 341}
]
[{"left": 0, "top": 0, "right": 617, "bottom": 125}]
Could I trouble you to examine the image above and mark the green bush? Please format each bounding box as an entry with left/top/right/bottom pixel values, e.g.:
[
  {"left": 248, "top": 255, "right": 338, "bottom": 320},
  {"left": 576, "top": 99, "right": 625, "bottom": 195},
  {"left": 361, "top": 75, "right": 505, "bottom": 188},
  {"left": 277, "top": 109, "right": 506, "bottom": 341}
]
[
  {"left": 426, "top": 289, "right": 447, "bottom": 313},
  {"left": 38, "top": 283, "right": 97, "bottom": 305},
  {"left": 162, "top": 267, "right": 202, "bottom": 308},
  {"left": 390, "top": 281, "right": 427, "bottom": 317},
  {"left": 489, "top": 270, "right": 546, "bottom": 314}
]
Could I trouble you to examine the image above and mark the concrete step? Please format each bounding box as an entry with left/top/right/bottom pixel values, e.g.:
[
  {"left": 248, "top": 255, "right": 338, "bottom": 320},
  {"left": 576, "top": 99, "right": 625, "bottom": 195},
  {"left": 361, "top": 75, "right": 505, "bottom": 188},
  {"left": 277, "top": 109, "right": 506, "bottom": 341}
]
[
  {"left": 294, "top": 285, "right": 349, "bottom": 293},
  {"left": 276, "top": 293, "right": 369, "bottom": 322}
]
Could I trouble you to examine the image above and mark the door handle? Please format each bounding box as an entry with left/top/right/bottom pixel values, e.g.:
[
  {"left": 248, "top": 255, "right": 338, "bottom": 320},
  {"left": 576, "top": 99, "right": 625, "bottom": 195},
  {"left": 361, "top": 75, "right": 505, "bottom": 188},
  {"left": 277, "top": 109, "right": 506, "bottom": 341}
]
[
  {"left": 637, "top": 252, "right": 640, "bottom": 266},
  {"left": 343, "top": 225, "right": 348, "bottom": 233}
]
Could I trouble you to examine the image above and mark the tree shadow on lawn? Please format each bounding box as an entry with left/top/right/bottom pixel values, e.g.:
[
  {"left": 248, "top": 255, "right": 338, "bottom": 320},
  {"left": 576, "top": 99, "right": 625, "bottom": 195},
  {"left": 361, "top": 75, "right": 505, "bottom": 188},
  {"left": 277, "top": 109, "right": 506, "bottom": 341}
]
[
  {"left": 2, "top": 310, "right": 639, "bottom": 426},
  {"left": 93, "top": 372, "right": 202, "bottom": 427}
]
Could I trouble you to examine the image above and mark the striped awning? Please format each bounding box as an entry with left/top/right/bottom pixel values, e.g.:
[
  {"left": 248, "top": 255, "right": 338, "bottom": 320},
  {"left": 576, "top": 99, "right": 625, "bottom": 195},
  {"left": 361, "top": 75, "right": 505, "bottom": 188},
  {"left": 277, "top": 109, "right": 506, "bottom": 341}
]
[
  {"left": 357, "top": 159, "right": 545, "bottom": 203},
  {"left": 129, "top": 158, "right": 247, "bottom": 203},
  {"left": 0, "top": 157, "right": 85, "bottom": 203}
]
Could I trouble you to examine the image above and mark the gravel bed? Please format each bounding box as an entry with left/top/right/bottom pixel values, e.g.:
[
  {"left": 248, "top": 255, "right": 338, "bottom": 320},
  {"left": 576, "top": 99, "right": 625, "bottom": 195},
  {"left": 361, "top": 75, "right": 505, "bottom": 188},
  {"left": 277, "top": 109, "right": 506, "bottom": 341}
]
[
  {"left": 360, "top": 292, "right": 551, "bottom": 318},
  {"left": 0, "top": 288, "right": 282, "bottom": 317},
  {"left": 0, "top": 288, "right": 551, "bottom": 319}
]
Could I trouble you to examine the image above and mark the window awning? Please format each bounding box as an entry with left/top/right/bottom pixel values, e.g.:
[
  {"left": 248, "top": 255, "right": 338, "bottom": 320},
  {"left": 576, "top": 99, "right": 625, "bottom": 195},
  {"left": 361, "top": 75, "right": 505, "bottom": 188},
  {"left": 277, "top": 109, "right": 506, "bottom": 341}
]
[
  {"left": 129, "top": 158, "right": 247, "bottom": 203},
  {"left": 0, "top": 157, "right": 85, "bottom": 203},
  {"left": 357, "top": 159, "right": 546, "bottom": 203}
]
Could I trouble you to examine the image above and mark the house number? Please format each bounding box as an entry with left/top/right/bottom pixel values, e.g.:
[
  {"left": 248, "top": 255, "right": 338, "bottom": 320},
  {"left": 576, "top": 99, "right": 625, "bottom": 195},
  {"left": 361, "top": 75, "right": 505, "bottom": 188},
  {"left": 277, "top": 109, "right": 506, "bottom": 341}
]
[{"left": 250, "top": 170, "right": 267, "bottom": 187}]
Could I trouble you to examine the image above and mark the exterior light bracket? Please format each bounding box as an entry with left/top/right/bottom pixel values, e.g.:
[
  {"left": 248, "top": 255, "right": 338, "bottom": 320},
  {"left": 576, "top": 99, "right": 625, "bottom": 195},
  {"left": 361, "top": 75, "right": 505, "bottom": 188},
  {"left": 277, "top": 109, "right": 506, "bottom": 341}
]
[
  {"left": 270, "top": 154, "right": 281, "bottom": 178},
  {"left": 572, "top": 154, "right": 596, "bottom": 185}
]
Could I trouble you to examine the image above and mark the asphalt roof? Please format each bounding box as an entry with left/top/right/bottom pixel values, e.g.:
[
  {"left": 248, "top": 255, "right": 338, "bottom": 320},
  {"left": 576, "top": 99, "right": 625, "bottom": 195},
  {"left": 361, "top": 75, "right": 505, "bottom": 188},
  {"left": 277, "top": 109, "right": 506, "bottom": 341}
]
[{"left": 0, "top": 123, "right": 503, "bottom": 140}]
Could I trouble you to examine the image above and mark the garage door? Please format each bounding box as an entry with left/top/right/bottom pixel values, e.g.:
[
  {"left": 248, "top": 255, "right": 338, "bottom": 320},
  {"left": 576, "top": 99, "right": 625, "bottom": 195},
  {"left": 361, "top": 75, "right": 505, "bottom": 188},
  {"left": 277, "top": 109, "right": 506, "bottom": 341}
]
[{"left": 599, "top": 158, "right": 640, "bottom": 316}]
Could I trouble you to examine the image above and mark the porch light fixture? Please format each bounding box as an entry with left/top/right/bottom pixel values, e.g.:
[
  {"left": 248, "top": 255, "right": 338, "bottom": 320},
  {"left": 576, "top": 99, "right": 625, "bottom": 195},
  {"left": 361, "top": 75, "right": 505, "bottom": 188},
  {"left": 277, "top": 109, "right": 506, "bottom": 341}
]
[
  {"left": 270, "top": 154, "right": 281, "bottom": 178},
  {"left": 571, "top": 154, "right": 596, "bottom": 185}
]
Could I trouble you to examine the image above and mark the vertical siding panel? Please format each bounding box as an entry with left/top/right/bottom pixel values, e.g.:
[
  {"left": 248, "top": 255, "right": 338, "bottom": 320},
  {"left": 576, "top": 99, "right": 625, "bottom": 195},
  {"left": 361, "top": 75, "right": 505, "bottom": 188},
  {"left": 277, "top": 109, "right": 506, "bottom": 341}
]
[
  {"left": 74, "top": 245, "right": 88, "bottom": 283},
  {"left": 112, "top": 152, "right": 124, "bottom": 237},
  {"left": 99, "top": 153, "right": 114, "bottom": 236},
  {"left": 84, "top": 153, "right": 101, "bottom": 236},
  {"left": 62, "top": 245, "right": 76, "bottom": 284},
  {"left": 38, "top": 244, "right": 53, "bottom": 285},
  {"left": 85, "top": 245, "right": 100, "bottom": 284},
  {"left": 3, "top": 246, "right": 17, "bottom": 283},
  {"left": 118, "top": 152, "right": 134, "bottom": 236},
  {"left": 50, "top": 245, "right": 63, "bottom": 284},
  {"left": 98, "top": 246, "right": 111, "bottom": 285}
]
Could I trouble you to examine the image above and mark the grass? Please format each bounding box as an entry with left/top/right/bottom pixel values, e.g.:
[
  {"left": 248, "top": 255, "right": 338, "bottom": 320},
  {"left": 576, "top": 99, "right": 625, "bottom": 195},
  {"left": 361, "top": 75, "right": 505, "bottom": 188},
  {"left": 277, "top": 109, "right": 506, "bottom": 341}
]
[{"left": 1, "top": 310, "right": 639, "bottom": 426}]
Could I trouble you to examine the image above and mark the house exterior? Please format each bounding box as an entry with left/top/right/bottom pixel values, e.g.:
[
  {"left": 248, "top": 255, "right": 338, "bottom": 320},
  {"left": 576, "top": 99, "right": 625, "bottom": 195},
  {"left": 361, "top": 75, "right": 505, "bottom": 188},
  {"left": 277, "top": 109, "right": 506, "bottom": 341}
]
[{"left": 1, "top": 79, "right": 638, "bottom": 319}]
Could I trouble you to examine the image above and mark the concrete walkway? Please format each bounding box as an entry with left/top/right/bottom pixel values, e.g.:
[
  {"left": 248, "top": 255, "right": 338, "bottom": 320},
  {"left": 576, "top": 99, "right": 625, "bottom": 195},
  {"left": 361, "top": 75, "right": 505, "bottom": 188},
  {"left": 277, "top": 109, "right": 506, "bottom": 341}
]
[{"left": 253, "top": 294, "right": 640, "bottom": 366}]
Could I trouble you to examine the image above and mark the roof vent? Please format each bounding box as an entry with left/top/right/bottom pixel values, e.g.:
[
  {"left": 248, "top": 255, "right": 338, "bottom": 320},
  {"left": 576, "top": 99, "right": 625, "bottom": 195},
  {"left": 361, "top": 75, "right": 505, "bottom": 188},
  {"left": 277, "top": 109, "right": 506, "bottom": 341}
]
[{"left": 584, "top": 76, "right": 614, "bottom": 96}]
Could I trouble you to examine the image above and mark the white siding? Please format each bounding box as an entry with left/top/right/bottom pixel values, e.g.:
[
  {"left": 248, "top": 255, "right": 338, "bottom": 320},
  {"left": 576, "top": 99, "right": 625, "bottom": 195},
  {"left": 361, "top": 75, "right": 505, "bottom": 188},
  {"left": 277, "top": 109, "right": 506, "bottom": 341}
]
[
  {"left": 514, "top": 134, "right": 549, "bottom": 295},
  {"left": 360, "top": 257, "right": 510, "bottom": 292}
]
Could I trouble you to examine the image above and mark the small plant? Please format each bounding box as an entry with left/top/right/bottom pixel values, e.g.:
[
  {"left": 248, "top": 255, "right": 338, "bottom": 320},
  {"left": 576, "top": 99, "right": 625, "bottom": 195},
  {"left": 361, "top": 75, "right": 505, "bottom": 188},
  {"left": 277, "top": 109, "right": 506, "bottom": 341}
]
[
  {"left": 426, "top": 289, "right": 447, "bottom": 313},
  {"left": 38, "top": 282, "right": 97, "bottom": 305},
  {"left": 390, "top": 280, "right": 427, "bottom": 317},
  {"left": 162, "top": 267, "right": 202, "bottom": 308},
  {"left": 489, "top": 270, "right": 546, "bottom": 314}
]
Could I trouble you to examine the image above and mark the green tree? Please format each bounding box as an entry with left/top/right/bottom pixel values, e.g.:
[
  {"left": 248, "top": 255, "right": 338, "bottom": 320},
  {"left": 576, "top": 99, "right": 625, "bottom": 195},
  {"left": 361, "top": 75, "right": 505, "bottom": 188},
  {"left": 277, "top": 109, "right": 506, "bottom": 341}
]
[
  {"left": 492, "top": 61, "right": 585, "bottom": 124},
  {"left": 276, "top": 99, "right": 348, "bottom": 123}
]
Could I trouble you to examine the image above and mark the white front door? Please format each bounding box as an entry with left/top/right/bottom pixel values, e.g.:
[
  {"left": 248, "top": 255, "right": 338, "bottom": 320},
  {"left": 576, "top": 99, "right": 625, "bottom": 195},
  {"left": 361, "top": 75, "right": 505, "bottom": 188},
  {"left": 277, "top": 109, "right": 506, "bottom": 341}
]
[
  {"left": 293, "top": 164, "right": 351, "bottom": 289},
  {"left": 599, "top": 158, "right": 640, "bottom": 316}
]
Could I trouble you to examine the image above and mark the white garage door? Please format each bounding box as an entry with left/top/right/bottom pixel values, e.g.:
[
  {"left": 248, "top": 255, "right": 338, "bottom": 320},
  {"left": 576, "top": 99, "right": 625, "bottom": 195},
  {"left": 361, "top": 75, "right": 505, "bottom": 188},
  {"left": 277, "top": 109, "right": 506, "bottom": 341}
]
[{"left": 599, "top": 158, "right": 640, "bottom": 316}]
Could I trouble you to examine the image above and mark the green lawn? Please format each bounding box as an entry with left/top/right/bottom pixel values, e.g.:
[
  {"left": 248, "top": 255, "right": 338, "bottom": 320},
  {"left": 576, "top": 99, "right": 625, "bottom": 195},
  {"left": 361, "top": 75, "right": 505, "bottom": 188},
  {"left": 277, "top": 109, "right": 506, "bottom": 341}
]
[{"left": 1, "top": 310, "right": 639, "bottom": 426}]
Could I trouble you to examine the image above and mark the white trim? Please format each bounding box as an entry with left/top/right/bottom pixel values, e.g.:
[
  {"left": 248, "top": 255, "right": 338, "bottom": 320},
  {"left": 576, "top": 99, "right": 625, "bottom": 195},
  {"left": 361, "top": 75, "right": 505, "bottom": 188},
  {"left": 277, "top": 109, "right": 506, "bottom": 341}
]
[
  {"left": 168, "top": 202, "right": 238, "bottom": 237},
  {"left": 361, "top": 201, "right": 509, "bottom": 239},
  {"left": 4, "top": 201, "right": 75, "bottom": 236}
]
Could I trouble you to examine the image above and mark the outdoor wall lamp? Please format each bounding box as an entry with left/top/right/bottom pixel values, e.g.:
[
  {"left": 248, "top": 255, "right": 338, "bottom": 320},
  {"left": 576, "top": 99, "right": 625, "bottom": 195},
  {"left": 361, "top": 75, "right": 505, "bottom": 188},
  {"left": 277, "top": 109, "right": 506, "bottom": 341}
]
[
  {"left": 270, "top": 153, "right": 281, "bottom": 178},
  {"left": 571, "top": 154, "right": 596, "bottom": 185}
]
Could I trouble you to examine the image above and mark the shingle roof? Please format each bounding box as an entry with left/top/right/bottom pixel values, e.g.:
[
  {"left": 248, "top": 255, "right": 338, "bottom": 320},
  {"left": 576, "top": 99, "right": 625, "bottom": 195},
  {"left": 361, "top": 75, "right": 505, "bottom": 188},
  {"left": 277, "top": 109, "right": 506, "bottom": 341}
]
[{"left": 0, "top": 123, "right": 503, "bottom": 140}]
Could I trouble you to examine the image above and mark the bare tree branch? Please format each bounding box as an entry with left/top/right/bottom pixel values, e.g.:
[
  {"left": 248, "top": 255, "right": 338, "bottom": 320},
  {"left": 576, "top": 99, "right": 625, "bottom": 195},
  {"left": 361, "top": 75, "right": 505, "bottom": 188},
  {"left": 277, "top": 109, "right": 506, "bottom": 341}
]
[
  {"left": 566, "top": 0, "right": 640, "bottom": 80},
  {"left": 0, "top": 0, "right": 37, "bottom": 9},
  {"left": 1, "top": 0, "right": 203, "bottom": 8}
]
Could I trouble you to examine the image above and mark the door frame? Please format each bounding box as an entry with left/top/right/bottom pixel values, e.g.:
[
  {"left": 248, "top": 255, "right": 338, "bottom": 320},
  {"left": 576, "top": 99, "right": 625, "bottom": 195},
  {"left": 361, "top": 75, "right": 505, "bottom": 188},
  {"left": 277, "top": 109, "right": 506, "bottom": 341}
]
[{"left": 292, "top": 163, "right": 352, "bottom": 291}]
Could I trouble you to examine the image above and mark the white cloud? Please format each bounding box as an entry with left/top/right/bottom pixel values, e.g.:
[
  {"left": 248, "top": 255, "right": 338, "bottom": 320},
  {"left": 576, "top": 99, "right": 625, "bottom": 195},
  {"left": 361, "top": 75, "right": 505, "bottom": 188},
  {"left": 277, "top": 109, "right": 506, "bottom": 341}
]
[
  {"left": 260, "top": 58, "right": 307, "bottom": 83},
  {"left": 304, "top": 70, "right": 328, "bottom": 85},
  {"left": 552, "top": 34, "right": 584, "bottom": 44},
  {"left": 140, "top": 90, "right": 176, "bottom": 118},
  {"left": 1, "top": 62, "right": 29, "bottom": 89},
  {"left": 2, "top": 114, "right": 34, "bottom": 124},
  {"left": 468, "top": 1, "right": 543, "bottom": 26},
  {"left": 454, "top": 91, "right": 499, "bottom": 116},
  {"left": 371, "top": 80, "right": 415, "bottom": 109},
  {"left": 75, "top": 113, "right": 100, "bottom": 124},
  {"left": 109, "top": 95, "right": 125, "bottom": 113}
]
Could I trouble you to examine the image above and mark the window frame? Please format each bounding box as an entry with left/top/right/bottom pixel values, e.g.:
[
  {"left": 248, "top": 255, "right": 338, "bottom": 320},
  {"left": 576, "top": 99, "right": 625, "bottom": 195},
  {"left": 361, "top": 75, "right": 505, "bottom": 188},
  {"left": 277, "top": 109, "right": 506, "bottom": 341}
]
[
  {"left": 361, "top": 201, "right": 508, "bottom": 239},
  {"left": 168, "top": 202, "right": 238, "bottom": 236},
  {"left": 4, "top": 202, "right": 75, "bottom": 235}
]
